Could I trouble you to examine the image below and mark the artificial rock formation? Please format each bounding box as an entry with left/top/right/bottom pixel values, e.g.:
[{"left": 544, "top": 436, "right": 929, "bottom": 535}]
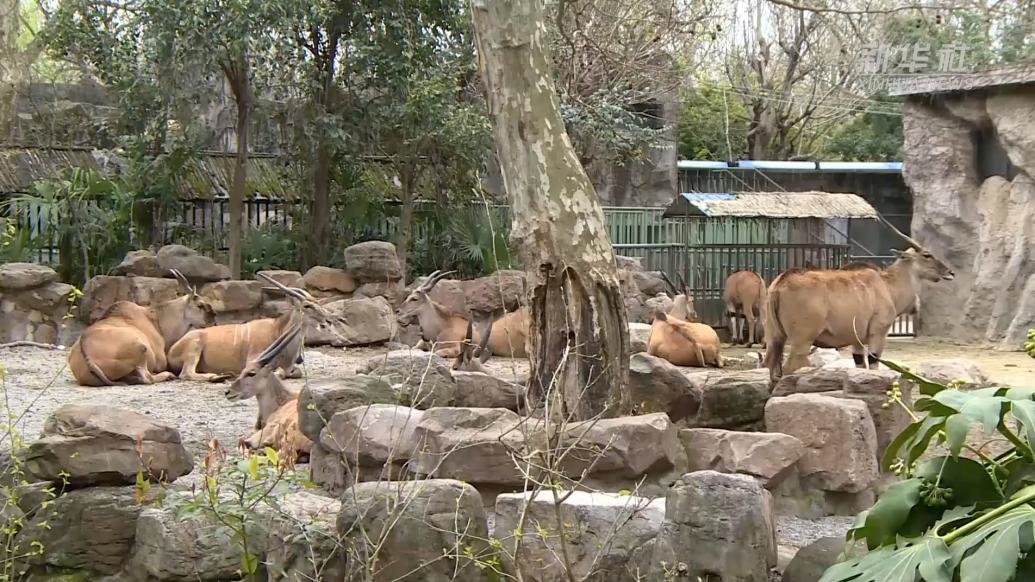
[{"left": 0, "top": 262, "right": 75, "bottom": 343}]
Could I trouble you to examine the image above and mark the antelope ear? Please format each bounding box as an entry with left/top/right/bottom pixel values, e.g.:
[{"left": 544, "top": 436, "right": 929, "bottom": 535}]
[{"left": 890, "top": 249, "right": 906, "bottom": 258}]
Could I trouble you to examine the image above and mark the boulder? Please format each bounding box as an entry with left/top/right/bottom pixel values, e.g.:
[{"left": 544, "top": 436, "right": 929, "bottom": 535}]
[
  {"left": 765, "top": 394, "right": 878, "bottom": 493},
  {"left": 774, "top": 368, "right": 898, "bottom": 397},
  {"left": 560, "top": 413, "right": 682, "bottom": 480},
  {"left": 309, "top": 441, "right": 349, "bottom": 495},
  {"left": 915, "top": 359, "right": 990, "bottom": 387},
  {"left": 344, "top": 241, "right": 403, "bottom": 283},
  {"left": 644, "top": 294, "right": 674, "bottom": 320},
  {"left": 359, "top": 350, "right": 456, "bottom": 408},
  {"left": 22, "top": 405, "right": 193, "bottom": 487},
  {"left": 8, "top": 281, "right": 75, "bottom": 316},
  {"left": 627, "top": 353, "right": 702, "bottom": 422},
  {"left": 688, "top": 369, "right": 771, "bottom": 429},
  {"left": 841, "top": 369, "right": 899, "bottom": 395},
  {"left": 625, "top": 295, "right": 650, "bottom": 324},
  {"left": 303, "top": 266, "right": 357, "bottom": 294},
  {"left": 266, "top": 492, "right": 346, "bottom": 582},
  {"left": 199, "top": 280, "right": 264, "bottom": 313},
  {"left": 649, "top": 471, "right": 776, "bottom": 581},
  {"left": 155, "top": 244, "right": 231, "bottom": 282},
  {"left": 679, "top": 428, "right": 804, "bottom": 488},
  {"left": 452, "top": 371, "right": 524, "bottom": 410},
  {"left": 298, "top": 375, "right": 397, "bottom": 442},
  {"left": 495, "top": 491, "right": 664, "bottom": 582},
  {"left": 633, "top": 271, "right": 668, "bottom": 297},
  {"left": 807, "top": 348, "right": 844, "bottom": 368},
  {"left": 616, "top": 255, "right": 644, "bottom": 272},
  {"left": 78, "top": 275, "right": 180, "bottom": 323},
  {"left": 782, "top": 537, "right": 845, "bottom": 582},
  {"left": 462, "top": 270, "right": 526, "bottom": 316},
  {"left": 336, "top": 479, "right": 490, "bottom": 582},
  {"left": 113, "top": 250, "right": 162, "bottom": 277},
  {"left": 305, "top": 296, "right": 396, "bottom": 347},
  {"left": 321, "top": 405, "right": 424, "bottom": 470},
  {"left": 256, "top": 270, "right": 304, "bottom": 289},
  {"left": 0, "top": 263, "right": 58, "bottom": 290},
  {"left": 410, "top": 407, "right": 528, "bottom": 485},
  {"left": 628, "top": 322, "right": 651, "bottom": 353},
  {"left": 14, "top": 487, "right": 146, "bottom": 574},
  {"left": 354, "top": 280, "right": 406, "bottom": 305},
  {"left": 838, "top": 388, "right": 912, "bottom": 464}
]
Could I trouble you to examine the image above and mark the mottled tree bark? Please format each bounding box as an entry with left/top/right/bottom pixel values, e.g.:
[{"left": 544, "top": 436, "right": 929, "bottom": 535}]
[
  {"left": 225, "top": 53, "right": 252, "bottom": 280},
  {"left": 471, "top": 0, "right": 630, "bottom": 419}
]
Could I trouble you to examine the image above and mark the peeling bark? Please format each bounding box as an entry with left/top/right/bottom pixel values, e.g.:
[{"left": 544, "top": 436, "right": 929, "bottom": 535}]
[{"left": 471, "top": 0, "right": 630, "bottom": 419}]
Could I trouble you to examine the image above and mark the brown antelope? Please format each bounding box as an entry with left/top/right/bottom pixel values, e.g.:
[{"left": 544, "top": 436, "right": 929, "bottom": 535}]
[
  {"left": 398, "top": 270, "right": 529, "bottom": 358},
  {"left": 647, "top": 272, "right": 723, "bottom": 368},
  {"left": 68, "top": 270, "right": 216, "bottom": 386},
  {"left": 224, "top": 319, "right": 311, "bottom": 459},
  {"left": 452, "top": 320, "right": 493, "bottom": 373},
  {"left": 723, "top": 270, "right": 766, "bottom": 347},
  {"left": 764, "top": 221, "right": 954, "bottom": 383},
  {"left": 168, "top": 273, "right": 347, "bottom": 382}
]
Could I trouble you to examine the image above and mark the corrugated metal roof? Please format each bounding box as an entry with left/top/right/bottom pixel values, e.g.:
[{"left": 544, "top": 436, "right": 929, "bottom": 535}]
[
  {"left": 677, "top": 160, "right": 903, "bottom": 173},
  {"left": 663, "top": 191, "right": 879, "bottom": 219},
  {"left": 0, "top": 147, "right": 293, "bottom": 199}
]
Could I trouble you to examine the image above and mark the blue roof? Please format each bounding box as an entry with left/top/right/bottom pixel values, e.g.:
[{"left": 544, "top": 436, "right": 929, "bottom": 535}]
[
  {"left": 680, "top": 192, "right": 736, "bottom": 202},
  {"left": 676, "top": 160, "right": 903, "bottom": 173}
]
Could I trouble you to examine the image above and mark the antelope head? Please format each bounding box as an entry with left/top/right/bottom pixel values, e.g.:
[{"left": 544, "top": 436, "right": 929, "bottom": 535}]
[
  {"left": 877, "top": 215, "right": 955, "bottom": 282},
  {"left": 162, "top": 269, "right": 217, "bottom": 342},
  {"left": 225, "top": 320, "right": 302, "bottom": 401},
  {"left": 257, "top": 272, "right": 350, "bottom": 344},
  {"left": 660, "top": 272, "right": 697, "bottom": 321},
  {"left": 397, "top": 270, "right": 456, "bottom": 326}
]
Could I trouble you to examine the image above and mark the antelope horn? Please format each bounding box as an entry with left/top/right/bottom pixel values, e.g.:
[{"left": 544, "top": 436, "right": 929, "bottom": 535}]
[
  {"left": 256, "top": 320, "right": 303, "bottom": 367},
  {"left": 659, "top": 271, "right": 678, "bottom": 296},
  {"left": 876, "top": 214, "right": 922, "bottom": 250},
  {"left": 169, "top": 269, "right": 195, "bottom": 295},
  {"left": 677, "top": 273, "right": 689, "bottom": 296},
  {"left": 420, "top": 270, "right": 456, "bottom": 293},
  {"left": 257, "top": 273, "right": 311, "bottom": 302}
]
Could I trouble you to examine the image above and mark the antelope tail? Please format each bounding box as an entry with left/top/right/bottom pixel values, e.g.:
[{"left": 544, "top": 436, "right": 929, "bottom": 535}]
[
  {"left": 762, "top": 285, "right": 786, "bottom": 385},
  {"left": 79, "top": 335, "right": 115, "bottom": 386}
]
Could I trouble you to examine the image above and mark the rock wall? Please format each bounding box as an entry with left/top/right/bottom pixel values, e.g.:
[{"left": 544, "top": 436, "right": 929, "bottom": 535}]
[
  {"left": 0, "top": 263, "right": 77, "bottom": 344},
  {"left": 902, "top": 86, "right": 1035, "bottom": 348}
]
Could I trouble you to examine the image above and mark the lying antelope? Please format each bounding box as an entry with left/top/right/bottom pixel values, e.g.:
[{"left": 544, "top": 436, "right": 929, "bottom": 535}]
[
  {"left": 764, "top": 220, "right": 954, "bottom": 383},
  {"left": 68, "top": 270, "right": 216, "bottom": 386},
  {"left": 723, "top": 270, "right": 766, "bottom": 347},
  {"left": 647, "top": 273, "right": 723, "bottom": 368},
  {"left": 224, "top": 317, "right": 310, "bottom": 460},
  {"left": 398, "top": 270, "right": 529, "bottom": 358},
  {"left": 168, "top": 273, "right": 347, "bottom": 382}
]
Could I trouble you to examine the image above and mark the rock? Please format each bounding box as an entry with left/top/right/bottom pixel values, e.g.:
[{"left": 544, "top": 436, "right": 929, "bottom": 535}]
[
  {"left": 837, "top": 388, "right": 912, "bottom": 465},
  {"left": 155, "top": 244, "right": 231, "bottom": 282},
  {"left": 688, "top": 369, "right": 771, "bottom": 429},
  {"left": 336, "top": 479, "right": 490, "bottom": 582},
  {"left": 199, "top": 280, "right": 264, "bottom": 313},
  {"left": 344, "top": 241, "right": 403, "bottom": 283},
  {"left": 410, "top": 408, "right": 527, "bottom": 485},
  {"left": 808, "top": 348, "right": 844, "bottom": 368},
  {"left": 625, "top": 295, "right": 649, "bottom": 324},
  {"left": 78, "top": 275, "right": 181, "bottom": 323},
  {"left": 266, "top": 492, "right": 347, "bottom": 582},
  {"left": 129, "top": 501, "right": 265, "bottom": 581},
  {"left": 321, "top": 404, "right": 424, "bottom": 471},
  {"left": 765, "top": 394, "right": 878, "bottom": 493},
  {"left": 9, "top": 281, "right": 75, "bottom": 316},
  {"left": 359, "top": 350, "right": 456, "bottom": 408},
  {"left": 309, "top": 441, "right": 349, "bottom": 495},
  {"left": 627, "top": 353, "right": 702, "bottom": 422},
  {"left": 298, "top": 375, "right": 397, "bottom": 442},
  {"left": 841, "top": 369, "right": 899, "bottom": 395},
  {"left": 628, "top": 322, "right": 651, "bottom": 353},
  {"left": 560, "top": 413, "right": 682, "bottom": 480},
  {"left": 421, "top": 278, "right": 467, "bottom": 316},
  {"left": 256, "top": 270, "right": 303, "bottom": 289},
  {"left": 774, "top": 368, "right": 897, "bottom": 398},
  {"left": 616, "top": 255, "right": 644, "bottom": 272},
  {"left": 649, "top": 471, "right": 776, "bottom": 581},
  {"left": 452, "top": 371, "right": 524, "bottom": 410},
  {"left": 15, "top": 487, "right": 145, "bottom": 574},
  {"left": 644, "top": 294, "right": 674, "bottom": 320},
  {"left": 22, "top": 405, "right": 193, "bottom": 487},
  {"left": 915, "top": 359, "right": 990, "bottom": 387},
  {"left": 303, "top": 266, "right": 357, "bottom": 294},
  {"left": 462, "top": 270, "right": 526, "bottom": 316},
  {"left": 354, "top": 280, "right": 406, "bottom": 305},
  {"left": 306, "top": 296, "right": 396, "bottom": 347},
  {"left": 679, "top": 428, "right": 804, "bottom": 488},
  {"left": 0, "top": 263, "right": 58, "bottom": 290},
  {"left": 495, "top": 491, "right": 664, "bottom": 582},
  {"left": 782, "top": 537, "right": 845, "bottom": 582},
  {"left": 633, "top": 271, "right": 668, "bottom": 297},
  {"left": 113, "top": 250, "right": 161, "bottom": 277}
]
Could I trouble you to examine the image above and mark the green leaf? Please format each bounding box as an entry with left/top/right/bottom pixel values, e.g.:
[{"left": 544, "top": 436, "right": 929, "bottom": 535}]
[
  {"left": 820, "top": 537, "right": 951, "bottom": 582},
  {"left": 1011, "top": 400, "right": 1035, "bottom": 451},
  {"left": 884, "top": 421, "right": 922, "bottom": 470},
  {"left": 881, "top": 359, "right": 947, "bottom": 396},
  {"left": 945, "top": 415, "right": 970, "bottom": 458},
  {"left": 240, "top": 551, "right": 259, "bottom": 575},
  {"left": 248, "top": 455, "right": 260, "bottom": 480},
  {"left": 952, "top": 503, "right": 1035, "bottom": 582},
  {"left": 916, "top": 457, "right": 1003, "bottom": 508},
  {"left": 850, "top": 479, "right": 924, "bottom": 549},
  {"left": 264, "top": 447, "right": 279, "bottom": 467}
]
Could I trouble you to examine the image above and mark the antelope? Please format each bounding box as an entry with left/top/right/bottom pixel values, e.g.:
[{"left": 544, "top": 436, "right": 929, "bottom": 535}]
[
  {"left": 168, "top": 273, "right": 347, "bottom": 382},
  {"left": 723, "top": 270, "right": 766, "bottom": 347},
  {"left": 452, "top": 320, "right": 493, "bottom": 373},
  {"left": 224, "top": 318, "right": 310, "bottom": 460},
  {"left": 764, "top": 220, "right": 954, "bottom": 383},
  {"left": 68, "top": 270, "right": 216, "bottom": 386},
  {"left": 398, "top": 270, "right": 529, "bottom": 359},
  {"left": 647, "top": 272, "right": 723, "bottom": 368}
]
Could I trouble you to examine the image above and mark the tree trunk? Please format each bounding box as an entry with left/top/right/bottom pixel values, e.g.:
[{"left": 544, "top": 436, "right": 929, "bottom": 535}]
[
  {"left": 307, "top": 30, "right": 341, "bottom": 268},
  {"left": 396, "top": 167, "right": 415, "bottom": 283},
  {"left": 471, "top": 0, "right": 630, "bottom": 419},
  {"left": 226, "top": 54, "right": 251, "bottom": 279}
]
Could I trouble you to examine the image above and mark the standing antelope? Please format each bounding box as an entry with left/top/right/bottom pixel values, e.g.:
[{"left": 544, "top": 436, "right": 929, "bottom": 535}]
[
  {"left": 398, "top": 270, "right": 529, "bottom": 359},
  {"left": 224, "top": 318, "right": 310, "bottom": 460},
  {"left": 452, "top": 320, "right": 493, "bottom": 373},
  {"left": 168, "top": 273, "right": 347, "bottom": 382},
  {"left": 68, "top": 270, "right": 216, "bottom": 386},
  {"left": 723, "top": 270, "right": 766, "bottom": 347},
  {"left": 764, "top": 221, "right": 954, "bottom": 383},
  {"left": 647, "top": 272, "right": 723, "bottom": 368}
]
